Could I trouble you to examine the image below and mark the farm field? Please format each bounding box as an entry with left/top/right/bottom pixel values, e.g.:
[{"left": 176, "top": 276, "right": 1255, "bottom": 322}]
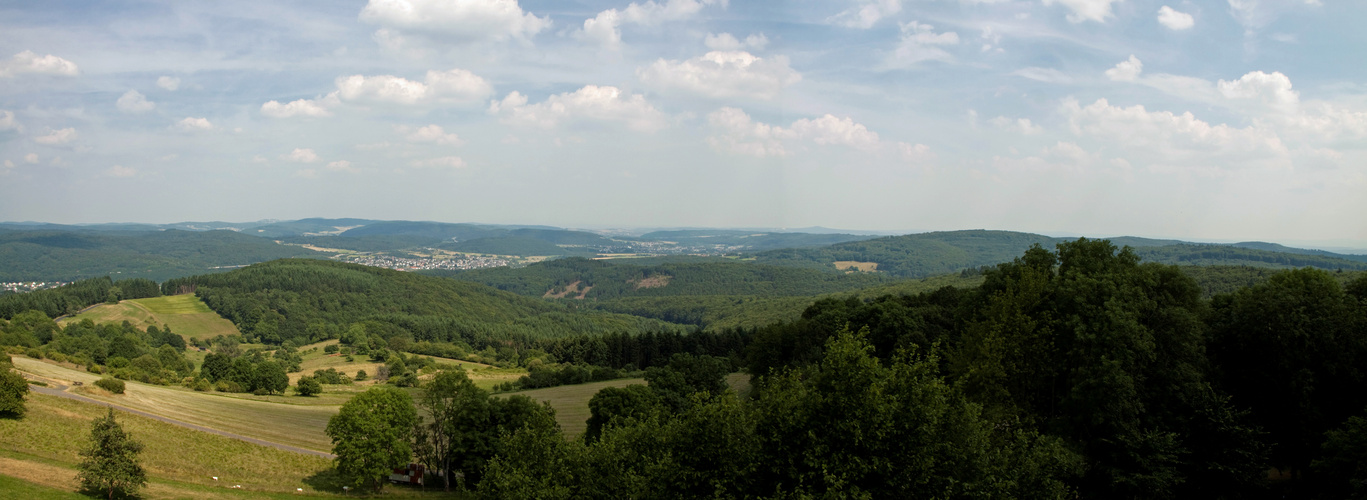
[
  {"left": 12, "top": 357, "right": 337, "bottom": 452},
  {"left": 498, "top": 378, "right": 645, "bottom": 437},
  {"left": 58, "top": 294, "right": 240, "bottom": 341}
]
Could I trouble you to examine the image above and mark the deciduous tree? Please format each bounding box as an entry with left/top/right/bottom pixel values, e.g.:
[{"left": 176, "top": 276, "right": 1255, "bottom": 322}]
[{"left": 76, "top": 408, "right": 146, "bottom": 500}]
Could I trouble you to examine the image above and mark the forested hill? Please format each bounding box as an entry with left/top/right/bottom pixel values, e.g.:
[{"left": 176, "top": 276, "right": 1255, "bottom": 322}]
[
  {"left": 752, "top": 230, "right": 1367, "bottom": 277},
  {"left": 441, "top": 257, "right": 891, "bottom": 300},
  {"left": 159, "top": 259, "right": 687, "bottom": 348},
  {"left": 0, "top": 229, "right": 325, "bottom": 282}
]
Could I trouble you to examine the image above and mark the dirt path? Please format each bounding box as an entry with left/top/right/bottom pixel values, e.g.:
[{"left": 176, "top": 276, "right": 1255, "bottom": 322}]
[{"left": 26, "top": 381, "right": 335, "bottom": 459}]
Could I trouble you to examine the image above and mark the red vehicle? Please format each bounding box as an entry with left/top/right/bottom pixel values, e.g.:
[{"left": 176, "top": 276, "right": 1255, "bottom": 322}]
[{"left": 388, "top": 463, "right": 425, "bottom": 486}]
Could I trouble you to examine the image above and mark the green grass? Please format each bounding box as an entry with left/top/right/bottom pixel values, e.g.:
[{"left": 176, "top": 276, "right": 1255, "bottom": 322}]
[
  {"left": 59, "top": 294, "right": 240, "bottom": 341},
  {"left": 13, "top": 357, "right": 338, "bottom": 453},
  {"left": 0, "top": 473, "right": 88, "bottom": 500},
  {"left": 498, "top": 378, "right": 645, "bottom": 437}
]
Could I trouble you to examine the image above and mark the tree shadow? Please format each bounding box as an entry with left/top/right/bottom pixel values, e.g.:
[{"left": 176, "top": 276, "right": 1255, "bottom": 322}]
[{"left": 302, "top": 467, "right": 349, "bottom": 494}]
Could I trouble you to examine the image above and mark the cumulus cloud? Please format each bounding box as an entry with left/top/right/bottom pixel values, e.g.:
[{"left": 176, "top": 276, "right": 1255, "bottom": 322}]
[
  {"left": 412, "top": 156, "right": 467, "bottom": 168},
  {"left": 0, "top": 110, "right": 19, "bottom": 131},
  {"left": 359, "top": 0, "right": 551, "bottom": 44},
  {"left": 107, "top": 165, "right": 137, "bottom": 178},
  {"left": 24, "top": 153, "right": 39, "bottom": 164},
  {"left": 262, "top": 68, "right": 491, "bottom": 116},
  {"left": 1042, "top": 0, "right": 1122, "bottom": 23},
  {"left": 116, "top": 90, "right": 156, "bottom": 113},
  {"left": 404, "top": 124, "right": 464, "bottom": 145},
  {"left": 175, "top": 117, "right": 214, "bottom": 131},
  {"left": 576, "top": 0, "right": 727, "bottom": 48},
  {"left": 1063, "top": 98, "right": 1288, "bottom": 163},
  {"left": 638, "top": 51, "right": 800, "bottom": 100},
  {"left": 1217, "top": 70, "right": 1299, "bottom": 113},
  {"left": 261, "top": 97, "right": 335, "bottom": 118},
  {"left": 283, "top": 148, "right": 321, "bottom": 163},
  {"left": 0, "top": 51, "right": 79, "bottom": 77},
  {"left": 990, "top": 116, "right": 1044, "bottom": 135},
  {"left": 1157, "top": 6, "right": 1195, "bottom": 30},
  {"left": 34, "top": 128, "right": 77, "bottom": 145},
  {"left": 706, "top": 107, "right": 880, "bottom": 157},
  {"left": 489, "top": 85, "right": 667, "bottom": 132},
  {"left": 829, "top": 0, "right": 901, "bottom": 29},
  {"left": 157, "top": 76, "right": 181, "bottom": 91},
  {"left": 888, "top": 21, "right": 959, "bottom": 67},
  {"left": 1105, "top": 55, "right": 1143, "bottom": 81},
  {"left": 326, "top": 160, "right": 358, "bottom": 172},
  {"left": 704, "top": 32, "right": 768, "bottom": 51}
]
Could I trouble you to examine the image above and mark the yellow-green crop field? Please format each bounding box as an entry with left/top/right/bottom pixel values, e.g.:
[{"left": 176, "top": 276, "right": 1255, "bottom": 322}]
[{"left": 58, "top": 294, "right": 241, "bottom": 341}]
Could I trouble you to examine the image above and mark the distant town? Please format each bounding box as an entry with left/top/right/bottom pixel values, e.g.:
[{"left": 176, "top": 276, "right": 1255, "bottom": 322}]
[
  {"left": 1, "top": 281, "right": 71, "bottom": 294},
  {"left": 334, "top": 253, "right": 512, "bottom": 272}
]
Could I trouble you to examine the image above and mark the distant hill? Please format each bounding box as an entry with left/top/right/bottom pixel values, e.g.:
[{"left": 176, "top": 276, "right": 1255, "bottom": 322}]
[
  {"left": 0, "top": 229, "right": 325, "bottom": 282},
  {"left": 442, "top": 236, "right": 593, "bottom": 256},
  {"left": 160, "top": 259, "right": 686, "bottom": 347},
  {"left": 640, "top": 229, "right": 875, "bottom": 251},
  {"left": 752, "top": 230, "right": 1367, "bottom": 278},
  {"left": 246, "top": 218, "right": 377, "bottom": 237}
]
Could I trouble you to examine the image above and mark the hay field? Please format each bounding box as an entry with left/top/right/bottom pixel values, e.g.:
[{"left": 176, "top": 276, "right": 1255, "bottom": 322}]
[
  {"left": 58, "top": 294, "right": 240, "bottom": 340},
  {"left": 497, "top": 378, "right": 645, "bottom": 437}
]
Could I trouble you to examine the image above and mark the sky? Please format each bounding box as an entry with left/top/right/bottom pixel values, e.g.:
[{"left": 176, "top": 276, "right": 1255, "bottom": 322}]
[{"left": 1, "top": 0, "right": 1365, "bottom": 248}]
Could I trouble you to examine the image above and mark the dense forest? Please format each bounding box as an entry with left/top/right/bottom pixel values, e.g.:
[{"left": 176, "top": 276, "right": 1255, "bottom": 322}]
[
  {"left": 467, "top": 239, "right": 1367, "bottom": 499},
  {"left": 752, "top": 230, "right": 1367, "bottom": 277},
  {"left": 0, "top": 276, "right": 161, "bottom": 319},
  {"left": 0, "top": 229, "right": 324, "bottom": 281},
  {"left": 158, "top": 259, "right": 689, "bottom": 351}
]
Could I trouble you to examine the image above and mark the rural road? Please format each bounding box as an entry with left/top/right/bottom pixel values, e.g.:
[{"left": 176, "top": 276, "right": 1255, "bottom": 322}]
[{"left": 27, "top": 381, "right": 336, "bottom": 459}]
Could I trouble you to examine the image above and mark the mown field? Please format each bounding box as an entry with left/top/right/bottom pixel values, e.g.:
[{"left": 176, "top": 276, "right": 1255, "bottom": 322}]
[{"left": 58, "top": 294, "right": 240, "bottom": 340}]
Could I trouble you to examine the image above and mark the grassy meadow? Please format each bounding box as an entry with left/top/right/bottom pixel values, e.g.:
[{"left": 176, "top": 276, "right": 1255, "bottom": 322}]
[
  {"left": 58, "top": 294, "right": 240, "bottom": 341},
  {"left": 497, "top": 378, "right": 645, "bottom": 437}
]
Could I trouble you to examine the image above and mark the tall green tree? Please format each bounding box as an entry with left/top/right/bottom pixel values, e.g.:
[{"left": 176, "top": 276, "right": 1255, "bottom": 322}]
[
  {"left": 326, "top": 386, "right": 417, "bottom": 492},
  {"left": 76, "top": 408, "right": 146, "bottom": 500},
  {"left": 0, "top": 356, "right": 28, "bottom": 418}
]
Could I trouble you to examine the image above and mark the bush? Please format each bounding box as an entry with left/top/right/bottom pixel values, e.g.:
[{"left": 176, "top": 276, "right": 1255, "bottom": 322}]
[
  {"left": 107, "top": 357, "right": 130, "bottom": 369},
  {"left": 354, "top": 370, "right": 368, "bottom": 381},
  {"left": 193, "top": 379, "right": 211, "bottom": 392},
  {"left": 252, "top": 388, "right": 270, "bottom": 396},
  {"left": 296, "top": 376, "right": 322, "bottom": 397},
  {"left": 324, "top": 344, "right": 339, "bottom": 354},
  {"left": 25, "top": 348, "right": 42, "bottom": 360},
  {"left": 87, "top": 364, "right": 105, "bottom": 374},
  {"left": 215, "top": 380, "right": 243, "bottom": 393},
  {"left": 48, "top": 352, "right": 67, "bottom": 363},
  {"left": 94, "top": 378, "right": 125, "bottom": 394}
]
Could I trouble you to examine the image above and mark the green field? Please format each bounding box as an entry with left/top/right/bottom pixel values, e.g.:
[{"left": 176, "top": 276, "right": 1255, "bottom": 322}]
[
  {"left": 13, "top": 357, "right": 337, "bottom": 452},
  {"left": 58, "top": 294, "right": 240, "bottom": 340},
  {"left": 498, "top": 378, "right": 645, "bottom": 437}
]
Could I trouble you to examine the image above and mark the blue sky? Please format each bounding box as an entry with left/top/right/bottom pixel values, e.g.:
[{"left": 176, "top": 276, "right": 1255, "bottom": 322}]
[{"left": 2, "top": 0, "right": 1364, "bottom": 248}]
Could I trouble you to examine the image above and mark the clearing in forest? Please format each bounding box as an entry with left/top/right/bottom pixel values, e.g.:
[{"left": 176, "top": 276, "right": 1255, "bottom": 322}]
[
  {"left": 833, "top": 261, "right": 879, "bottom": 272},
  {"left": 58, "top": 294, "right": 240, "bottom": 341}
]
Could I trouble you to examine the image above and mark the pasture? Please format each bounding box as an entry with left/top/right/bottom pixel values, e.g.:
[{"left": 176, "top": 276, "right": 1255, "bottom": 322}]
[
  {"left": 497, "top": 378, "right": 645, "bottom": 437},
  {"left": 58, "top": 294, "right": 240, "bottom": 340}
]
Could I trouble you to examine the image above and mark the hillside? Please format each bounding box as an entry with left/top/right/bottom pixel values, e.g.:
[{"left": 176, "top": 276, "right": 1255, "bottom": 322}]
[
  {"left": 0, "top": 229, "right": 326, "bottom": 282},
  {"left": 640, "top": 229, "right": 876, "bottom": 251},
  {"left": 160, "top": 259, "right": 688, "bottom": 348},
  {"left": 752, "top": 230, "right": 1367, "bottom": 278}
]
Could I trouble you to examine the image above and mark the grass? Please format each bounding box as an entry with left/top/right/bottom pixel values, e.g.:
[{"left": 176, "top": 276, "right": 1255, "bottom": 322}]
[
  {"left": 58, "top": 294, "right": 240, "bottom": 341},
  {"left": 13, "top": 357, "right": 337, "bottom": 453},
  {"left": 497, "top": 378, "right": 645, "bottom": 437}
]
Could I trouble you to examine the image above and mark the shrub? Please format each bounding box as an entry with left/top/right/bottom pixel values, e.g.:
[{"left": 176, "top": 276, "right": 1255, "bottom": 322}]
[
  {"left": 252, "top": 388, "right": 270, "bottom": 396},
  {"left": 94, "top": 378, "right": 125, "bottom": 394},
  {"left": 354, "top": 370, "right": 368, "bottom": 381},
  {"left": 25, "top": 348, "right": 42, "bottom": 360},
  {"left": 48, "top": 352, "right": 67, "bottom": 363},
  {"left": 296, "top": 376, "right": 322, "bottom": 397},
  {"left": 324, "top": 344, "right": 339, "bottom": 354},
  {"left": 106, "top": 357, "right": 130, "bottom": 369},
  {"left": 87, "top": 364, "right": 105, "bottom": 375},
  {"left": 193, "top": 379, "right": 211, "bottom": 392}
]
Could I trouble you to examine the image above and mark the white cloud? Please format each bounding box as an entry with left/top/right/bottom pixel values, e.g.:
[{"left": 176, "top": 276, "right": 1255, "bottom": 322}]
[
  {"left": 0, "top": 51, "right": 79, "bottom": 77},
  {"left": 334, "top": 68, "right": 492, "bottom": 105},
  {"left": 1012, "top": 67, "right": 1073, "bottom": 84},
  {"left": 994, "top": 141, "right": 1101, "bottom": 174},
  {"left": 1042, "top": 0, "right": 1122, "bottom": 23},
  {"left": 283, "top": 148, "right": 320, "bottom": 163},
  {"left": 577, "top": 0, "right": 727, "bottom": 48},
  {"left": 326, "top": 160, "right": 358, "bottom": 172},
  {"left": 34, "top": 128, "right": 77, "bottom": 145},
  {"left": 1217, "top": 70, "right": 1299, "bottom": 113},
  {"left": 157, "top": 76, "right": 181, "bottom": 91},
  {"left": 2, "top": 160, "right": 12, "bottom": 169},
  {"left": 1105, "top": 55, "right": 1143, "bottom": 81},
  {"left": 261, "top": 97, "right": 335, "bottom": 118},
  {"left": 412, "top": 156, "right": 467, "bottom": 168},
  {"left": 116, "top": 90, "right": 156, "bottom": 113},
  {"left": 405, "top": 124, "right": 464, "bottom": 145},
  {"left": 888, "top": 21, "right": 959, "bottom": 67},
  {"left": 175, "top": 117, "right": 214, "bottom": 131},
  {"left": 1228, "top": 0, "right": 1321, "bottom": 32},
  {"left": 423, "top": 68, "right": 495, "bottom": 103},
  {"left": 705, "top": 33, "right": 768, "bottom": 51},
  {"left": 990, "top": 116, "right": 1044, "bottom": 135},
  {"left": 24, "top": 153, "right": 39, "bottom": 164},
  {"left": 980, "top": 26, "right": 1004, "bottom": 53},
  {"left": 489, "top": 86, "right": 667, "bottom": 132},
  {"left": 638, "top": 51, "right": 800, "bottom": 100},
  {"left": 1063, "top": 98, "right": 1288, "bottom": 162},
  {"left": 0, "top": 110, "right": 18, "bottom": 131},
  {"left": 829, "top": 0, "right": 901, "bottom": 29},
  {"left": 706, "top": 107, "right": 880, "bottom": 157},
  {"left": 107, "top": 165, "right": 137, "bottom": 178},
  {"left": 1157, "top": 6, "right": 1195, "bottom": 30},
  {"left": 359, "top": 0, "right": 551, "bottom": 44}
]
